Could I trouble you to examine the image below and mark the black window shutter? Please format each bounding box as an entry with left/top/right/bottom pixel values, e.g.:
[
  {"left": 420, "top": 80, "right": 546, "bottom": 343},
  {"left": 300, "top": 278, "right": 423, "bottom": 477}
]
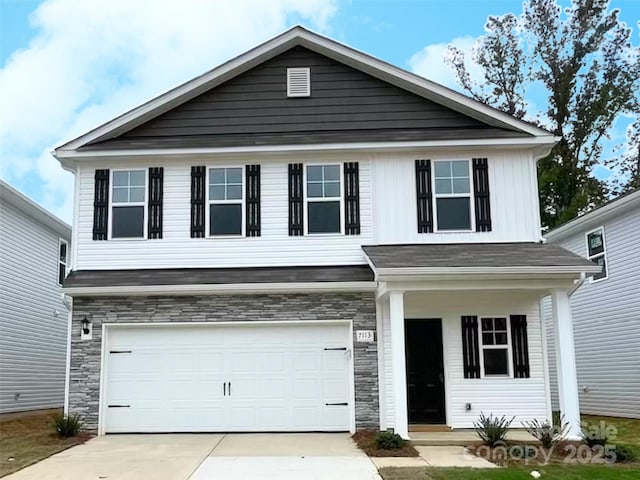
[
  {"left": 191, "top": 166, "right": 206, "bottom": 238},
  {"left": 92, "top": 169, "right": 109, "bottom": 241},
  {"left": 344, "top": 162, "right": 360, "bottom": 235},
  {"left": 473, "top": 158, "right": 492, "bottom": 232},
  {"left": 288, "top": 163, "right": 304, "bottom": 236},
  {"left": 415, "top": 159, "right": 433, "bottom": 233},
  {"left": 461, "top": 316, "right": 481, "bottom": 379},
  {"left": 246, "top": 164, "right": 261, "bottom": 237},
  {"left": 148, "top": 167, "right": 163, "bottom": 239},
  {"left": 510, "top": 315, "right": 530, "bottom": 378}
]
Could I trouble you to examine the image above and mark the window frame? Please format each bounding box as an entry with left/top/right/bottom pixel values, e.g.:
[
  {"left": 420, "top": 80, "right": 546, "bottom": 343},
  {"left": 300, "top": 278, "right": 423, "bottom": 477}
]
[
  {"left": 585, "top": 226, "right": 608, "bottom": 283},
  {"left": 58, "top": 238, "right": 68, "bottom": 286},
  {"left": 108, "top": 168, "right": 148, "bottom": 240},
  {"left": 206, "top": 165, "right": 246, "bottom": 238},
  {"left": 477, "top": 315, "right": 513, "bottom": 378},
  {"left": 431, "top": 159, "right": 475, "bottom": 233},
  {"left": 303, "top": 162, "right": 344, "bottom": 236}
]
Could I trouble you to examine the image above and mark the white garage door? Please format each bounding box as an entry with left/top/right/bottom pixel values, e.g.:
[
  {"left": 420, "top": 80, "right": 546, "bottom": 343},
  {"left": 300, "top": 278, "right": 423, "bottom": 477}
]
[{"left": 103, "top": 323, "right": 351, "bottom": 433}]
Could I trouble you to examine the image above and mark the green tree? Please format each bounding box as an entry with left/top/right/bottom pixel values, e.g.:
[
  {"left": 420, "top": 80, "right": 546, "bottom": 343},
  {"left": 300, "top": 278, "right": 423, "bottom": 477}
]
[
  {"left": 609, "top": 118, "right": 640, "bottom": 194},
  {"left": 445, "top": 0, "right": 640, "bottom": 229}
]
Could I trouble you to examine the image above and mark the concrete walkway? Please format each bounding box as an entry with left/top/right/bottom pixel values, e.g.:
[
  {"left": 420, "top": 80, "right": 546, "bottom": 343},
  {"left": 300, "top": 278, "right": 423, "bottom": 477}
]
[{"left": 372, "top": 446, "right": 497, "bottom": 469}]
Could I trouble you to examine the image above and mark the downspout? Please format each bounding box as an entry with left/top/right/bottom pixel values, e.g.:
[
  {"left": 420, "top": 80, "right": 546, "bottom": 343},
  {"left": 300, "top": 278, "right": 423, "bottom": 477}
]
[
  {"left": 569, "top": 272, "right": 586, "bottom": 297},
  {"left": 61, "top": 293, "right": 73, "bottom": 415}
]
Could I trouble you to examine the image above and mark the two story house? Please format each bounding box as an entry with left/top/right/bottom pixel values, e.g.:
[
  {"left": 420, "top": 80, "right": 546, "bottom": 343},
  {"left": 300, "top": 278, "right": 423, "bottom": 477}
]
[{"left": 54, "top": 27, "right": 599, "bottom": 439}]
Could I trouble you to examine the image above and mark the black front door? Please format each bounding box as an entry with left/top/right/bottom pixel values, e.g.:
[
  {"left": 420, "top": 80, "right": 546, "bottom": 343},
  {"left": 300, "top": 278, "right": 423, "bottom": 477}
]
[{"left": 405, "top": 319, "right": 446, "bottom": 424}]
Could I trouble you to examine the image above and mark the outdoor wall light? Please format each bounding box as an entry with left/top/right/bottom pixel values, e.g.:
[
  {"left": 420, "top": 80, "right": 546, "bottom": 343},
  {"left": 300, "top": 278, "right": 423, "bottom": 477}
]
[{"left": 81, "top": 316, "right": 91, "bottom": 335}]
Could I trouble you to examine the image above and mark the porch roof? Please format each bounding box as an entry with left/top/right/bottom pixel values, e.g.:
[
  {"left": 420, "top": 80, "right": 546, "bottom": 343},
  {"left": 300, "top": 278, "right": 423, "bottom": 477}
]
[{"left": 362, "top": 242, "right": 601, "bottom": 276}]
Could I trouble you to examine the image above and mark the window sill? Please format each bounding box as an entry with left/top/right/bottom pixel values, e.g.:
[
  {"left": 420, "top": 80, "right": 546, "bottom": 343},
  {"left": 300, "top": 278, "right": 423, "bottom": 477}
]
[
  {"left": 206, "top": 235, "right": 246, "bottom": 239},
  {"left": 305, "top": 232, "right": 345, "bottom": 237},
  {"left": 432, "top": 229, "right": 474, "bottom": 234},
  {"left": 107, "top": 237, "right": 147, "bottom": 241}
]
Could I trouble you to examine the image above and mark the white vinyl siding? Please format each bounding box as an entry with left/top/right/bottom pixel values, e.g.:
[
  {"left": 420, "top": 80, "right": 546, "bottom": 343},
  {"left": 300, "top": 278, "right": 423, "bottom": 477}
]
[
  {"left": 544, "top": 206, "right": 640, "bottom": 419},
  {"left": 380, "top": 291, "right": 548, "bottom": 429},
  {"left": 371, "top": 150, "right": 541, "bottom": 243},
  {"left": 0, "top": 200, "right": 69, "bottom": 413}
]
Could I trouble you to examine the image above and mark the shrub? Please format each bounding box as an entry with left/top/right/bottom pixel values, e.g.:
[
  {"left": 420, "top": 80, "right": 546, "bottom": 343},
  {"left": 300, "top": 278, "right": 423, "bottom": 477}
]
[
  {"left": 52, "top": 413, "right": 82, "bottom": 438},
  {"left": 374, "top": 431, "right": 405, "bottom": 450},
  {"left": 522, "top": 416, "right": 569, "bottom": 449},
  {"left": 613, "top": 444, "right": 637, "bottom": 463},
  {"left": 474, "top": 413, "right": 514, "bottom": 446},
  {"left": 581, "top": 422, "right": 609, "bottom": 447}
]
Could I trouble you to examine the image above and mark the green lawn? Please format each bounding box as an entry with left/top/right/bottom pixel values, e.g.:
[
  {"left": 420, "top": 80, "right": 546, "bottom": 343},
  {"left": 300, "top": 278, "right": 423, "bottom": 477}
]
[
  {"left": 380, "top": 464, "right": 640, "bottom": 480},
  {"left": 582, "top": 415, "right": 640, "bottom": 448}
]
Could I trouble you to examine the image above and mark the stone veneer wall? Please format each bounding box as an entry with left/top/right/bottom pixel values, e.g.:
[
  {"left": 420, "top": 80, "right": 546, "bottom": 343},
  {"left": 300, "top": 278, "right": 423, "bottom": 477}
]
[{"left": 69, "top": 293, "right": 378, "bottom": 432}]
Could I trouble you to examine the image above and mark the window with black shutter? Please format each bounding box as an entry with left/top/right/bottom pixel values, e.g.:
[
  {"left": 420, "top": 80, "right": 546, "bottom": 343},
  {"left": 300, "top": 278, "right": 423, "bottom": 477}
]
[
  {"left": 111, "top": 170, "right": 146, "bottom": 239},
  {"left": 288, "top": 163, "right": 304, "bottom": 236},
  {"left": 415, "top": 159, "right": 433, "bottom": 233},
  {"left": 191, "top": 166, "right": 206, "bottom": 238},
  {"left": 92, "top": 169, "right": 110, "bottom": 240},
  {"left": 510, "top": 315, "right": 530, "bottom": 378},
  {"left": 433, "top": 160, "right": 472, "bottom": 231},
  {"left": 472, "top": 158, "right": 492, "bottom": 232},
  {"left": 461, "top": 316, "right": 481, "bottom": 379},
  {"left": 148, "top": 167, "right": 163, "bottom": 239}
]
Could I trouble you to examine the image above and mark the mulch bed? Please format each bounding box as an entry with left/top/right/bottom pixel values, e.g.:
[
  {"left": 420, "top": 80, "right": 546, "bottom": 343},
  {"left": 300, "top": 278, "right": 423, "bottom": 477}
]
[{"left": 352, "top": 430, "right": 419, "bottom": 457}]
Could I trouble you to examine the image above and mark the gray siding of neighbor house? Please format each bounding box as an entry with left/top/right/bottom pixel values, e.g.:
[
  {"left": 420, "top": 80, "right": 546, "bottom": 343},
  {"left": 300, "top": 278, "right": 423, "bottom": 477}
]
[
  {"left": 86, "top": 46, "right": 527, "bottom": 150},
  {"left": 69, "top": 293, "right": 378, "bottom": 432},
  {"left": 0, "top": 200, "right": 69, "bottom": 414},
  {"left": 544, "top": 206, "right": 640, "bottom": 418}
]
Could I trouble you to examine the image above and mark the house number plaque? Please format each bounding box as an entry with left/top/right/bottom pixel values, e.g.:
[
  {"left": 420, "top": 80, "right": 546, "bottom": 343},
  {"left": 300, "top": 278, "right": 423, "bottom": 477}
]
[{"left": 356, "top": 330, "right": 375, "bottom": 342}]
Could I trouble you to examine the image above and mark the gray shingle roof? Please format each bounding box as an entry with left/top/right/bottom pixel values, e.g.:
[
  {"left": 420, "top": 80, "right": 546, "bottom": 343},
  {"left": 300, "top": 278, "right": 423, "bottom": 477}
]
[
  {"left": 64, "top": 265, "right": 374, "bottom": 288},
  {"left": 362, "top": 242, "right": 598, "bottom": 270}
]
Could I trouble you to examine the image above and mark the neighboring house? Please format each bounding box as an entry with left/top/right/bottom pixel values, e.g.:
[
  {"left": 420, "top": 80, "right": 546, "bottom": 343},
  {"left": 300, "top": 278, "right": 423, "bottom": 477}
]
[
  {"left": 53, "top": 27, "right": 600, "bottom": 439},
  {"left": 0, "top": 180, "right": 71, "bottom": 414},
  {"left": 544, "top": 189, "right": 640, "bottom": 419}
]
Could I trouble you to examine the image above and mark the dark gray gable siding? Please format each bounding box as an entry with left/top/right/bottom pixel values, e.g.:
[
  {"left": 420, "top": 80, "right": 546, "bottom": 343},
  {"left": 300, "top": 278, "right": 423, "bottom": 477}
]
[{"left": 86, "top": 46, "right": 527, "bottom": 150}]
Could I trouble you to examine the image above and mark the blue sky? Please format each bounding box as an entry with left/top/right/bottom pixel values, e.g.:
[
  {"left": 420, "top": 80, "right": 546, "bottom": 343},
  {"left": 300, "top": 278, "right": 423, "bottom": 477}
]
[{"left": 1, "top": 0, "right": 638, "bottom": 222}]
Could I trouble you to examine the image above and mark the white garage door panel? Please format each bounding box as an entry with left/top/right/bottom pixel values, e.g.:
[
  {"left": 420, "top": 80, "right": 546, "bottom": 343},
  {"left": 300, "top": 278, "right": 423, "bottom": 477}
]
[{"left": 104, "top": 323, "right": 351, "bottom": 433}]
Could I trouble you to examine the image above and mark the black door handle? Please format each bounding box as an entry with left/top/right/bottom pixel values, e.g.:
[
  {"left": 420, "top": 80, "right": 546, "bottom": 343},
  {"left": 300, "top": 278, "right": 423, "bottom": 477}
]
[
  {"left": 228, "top": 382, "right": 231, "bottom": 396},
  {"left": 223, "top": 382, "right": 226, "bottom": 396}
]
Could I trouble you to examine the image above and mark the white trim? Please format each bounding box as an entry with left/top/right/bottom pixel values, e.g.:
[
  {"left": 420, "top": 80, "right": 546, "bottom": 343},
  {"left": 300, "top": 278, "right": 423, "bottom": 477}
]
[
  {"left": 97, "top": 320, "right": 355, "bottom": 435},
  {"left": 545, "top": 189, "right": 640, "bottom": 242},
  {"left": 206, "top": 165, "right": 246, "bottom": 238},
  {"left": 585, "top": 226, "right": 608, "bottom": 283},
  {"left": 55, "top": 26, "right": 552, "bottom": 154},
  {"left": 55, "top": 136, "right": 561, "bottom": 164},
  {"left": 63, "top": 295, "right": 73, "bottom": 415},
  {"left": 303, "top": 162, "right": 344, "bottom": 236},
  {"left": 63, "top": 281, "right": 378, "bottom": 297},
  {"left": 432, "top": 159, "right": 474, "bottom": 233},
  {"left": 477, "top": 315, "right": 513, "bottom": 379},
  {"left": 375, "top": 299, "right": 386, "bottom": 430},
  {"left": 539, "top": 298, "right": 553, "bottom": 423},
  {"left": 373, "top": 265, "right": 603, "bottom": 277},
  {"left": 108, "top": 168, "right": 148, "bottom": 240}
]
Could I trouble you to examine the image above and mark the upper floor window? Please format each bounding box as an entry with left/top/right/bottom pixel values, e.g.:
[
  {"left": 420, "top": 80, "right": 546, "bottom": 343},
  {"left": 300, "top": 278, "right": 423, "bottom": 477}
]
[
  {"left": 305, "top": 164, "right": 342, "bottom": 234},
  {"left": 208, "top": 167, "right": 244, "bottom": 236},
  {"left": 586, "top": 227, "right": 607, "bottom": 282},
  {"left": 111, "top": 170, "right": 146, "bottom": 239},
  {"left": 479, "top": 317, "right": 510, "bottom": 376},
  {"left": 433, "top": 160, "right": 472, "bottom": 231},
  {"left": 58, "top": 239, "right": 68, "bottom": 285}
]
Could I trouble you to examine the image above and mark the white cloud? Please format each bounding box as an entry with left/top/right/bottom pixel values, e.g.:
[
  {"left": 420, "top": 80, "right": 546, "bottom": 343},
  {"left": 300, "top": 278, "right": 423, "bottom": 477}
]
[
  {"left": 0, "top": 0, "right": 337, "bottom": 222},
  {"left": 408, "top": 36, "right": 482, "bottom": 90}
]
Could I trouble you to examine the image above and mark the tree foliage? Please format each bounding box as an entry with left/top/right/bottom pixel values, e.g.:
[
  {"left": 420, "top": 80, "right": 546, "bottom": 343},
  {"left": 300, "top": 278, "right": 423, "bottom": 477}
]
[
  {"left": 609, "top": 118, "right": 640, "bottom": 194},
  {"left": 445, "top": 0, "right": 640, "bottom": 229}
]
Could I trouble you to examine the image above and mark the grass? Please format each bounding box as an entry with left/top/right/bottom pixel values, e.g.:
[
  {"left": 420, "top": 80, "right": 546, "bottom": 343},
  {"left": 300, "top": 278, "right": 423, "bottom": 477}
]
[
  {"left": 581, "top": 415, "right": 640, "bottom": 448},
  {"left": 352, "top": 430, "right": 419, "bottom": 457},
  {"left": 0, "top": 410, "right": 90, "bottom": 477},
  {"left": 379, "top": 464, "right": 640, "bottom": 479}
]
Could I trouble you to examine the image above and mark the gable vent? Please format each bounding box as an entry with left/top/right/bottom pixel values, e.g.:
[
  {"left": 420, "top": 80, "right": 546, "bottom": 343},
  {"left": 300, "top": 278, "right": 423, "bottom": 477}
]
[{"left": 287, "top": 67, "right": 310, "bottom": 97}]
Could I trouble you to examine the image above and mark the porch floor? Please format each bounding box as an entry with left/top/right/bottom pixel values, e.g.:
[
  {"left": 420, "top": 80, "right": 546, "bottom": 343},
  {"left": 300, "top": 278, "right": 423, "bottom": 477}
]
[{"left": 410, "top": 429, "right": 539, "bottom": 446}]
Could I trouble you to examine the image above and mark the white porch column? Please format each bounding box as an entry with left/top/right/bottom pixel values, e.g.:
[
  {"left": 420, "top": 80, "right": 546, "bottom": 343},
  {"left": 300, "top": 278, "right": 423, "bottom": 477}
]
[
  {"left": 389, "top": 291, "right": 409, "bottom": 439},
  {"left": 551, "top": 289, "right": 581, "bottom": 440}
]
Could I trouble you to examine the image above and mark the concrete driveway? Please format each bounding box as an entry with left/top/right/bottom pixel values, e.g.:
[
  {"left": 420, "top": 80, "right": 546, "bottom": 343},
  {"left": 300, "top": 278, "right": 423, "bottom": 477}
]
[{"left": 6, "top": 433, "right": 380, "bottom": 480}]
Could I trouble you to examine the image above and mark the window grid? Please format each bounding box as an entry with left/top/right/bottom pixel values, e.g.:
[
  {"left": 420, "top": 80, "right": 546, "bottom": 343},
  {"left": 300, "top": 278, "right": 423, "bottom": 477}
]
[
  {"left": 58, "top": 239, "right": 68, "bottom": 286},
  {"left": 109, "top": 169, "right": 147, "bottom": 239},
  {"left": 207, "top": 167, "right": 244, "bottom": 237},
  {"left": 478, "top": 316, "right": 512, "bottom": 377},
  {"left": 304, "top": 164, "right": 343, "bottom": 235},
  {"left": 432, "top": 159, "right": 473, "bottom": 232}
]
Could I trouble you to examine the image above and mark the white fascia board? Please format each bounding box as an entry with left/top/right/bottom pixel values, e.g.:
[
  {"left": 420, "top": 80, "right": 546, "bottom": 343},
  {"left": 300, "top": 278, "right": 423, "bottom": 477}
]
[
  {"left": 545, "top": 189, "right": 640, "bottom": 242},
  {"left": 62, "top": 281, "right": 378, "bottom": 297},
  {"left": 54, "top": 135, "right": 560, "bottom": 162},
  {"left": 374, "top": 265, "right": 602, "bottom": 277},
  {"left": 54, "top": 26, "right": 553, "bottom": 155}
]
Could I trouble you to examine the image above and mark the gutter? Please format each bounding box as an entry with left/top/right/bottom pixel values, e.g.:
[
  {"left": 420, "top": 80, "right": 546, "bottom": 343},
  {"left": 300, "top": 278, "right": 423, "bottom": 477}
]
[
  {"left": 61, "top": 293, "right": 73, "bottom": 415},
  {"left": 568, "top": 272, "right": 586, "bottom": 297}
]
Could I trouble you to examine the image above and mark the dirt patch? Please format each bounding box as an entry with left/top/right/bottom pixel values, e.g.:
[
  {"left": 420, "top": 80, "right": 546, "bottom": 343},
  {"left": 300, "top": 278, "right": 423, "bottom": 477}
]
[
  {"left": 352, "top": 430, "right": 419, "bottom": 457},
  {"left": 0, "top": 411, "right": 92, "bottom": 477}
]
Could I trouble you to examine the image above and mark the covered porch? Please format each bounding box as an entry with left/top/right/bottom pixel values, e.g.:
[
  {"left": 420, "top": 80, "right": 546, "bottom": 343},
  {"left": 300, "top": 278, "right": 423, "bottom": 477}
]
[{"left": 363, "top": 243, "right": 601, "bottom": 440}]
